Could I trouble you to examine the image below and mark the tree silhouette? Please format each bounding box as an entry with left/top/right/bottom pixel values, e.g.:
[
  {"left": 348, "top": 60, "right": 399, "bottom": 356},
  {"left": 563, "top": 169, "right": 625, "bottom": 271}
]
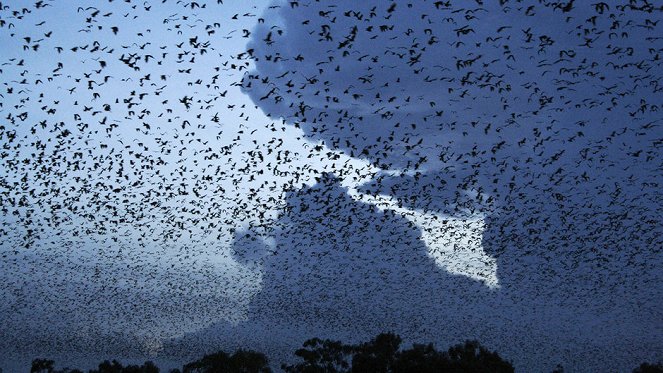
[
  {"left": 182, "top": 349, "right": 271, "bottom": 373},
  {"left": 391, "top": 343, "right": 450, "bottom": 373},
  {"left": 31, "top": 359, "right": 84, "bottom": 373},
  {"left": 282, "top": 337, "right": 354, "bottom": 373},
  {"left": 351, "top": 333, "right": 402, "bottom": 373},
  {"left": 31, "top": 359, "right": 55, "bottom": 373},
  {"left": 26, "top": 340, "right": 658, "bottom": 372},
  {"left": 89, "top": 360, "right": 158, "bottom": 373},
  {"left": 445, "top": 340, "right": 514, "bottom": 373},
  {"left": 282, "top": 333, "right": 513, "bottom": 373},
  {"left": 633, "top": 362, "right": 663, "bottom": 373}
]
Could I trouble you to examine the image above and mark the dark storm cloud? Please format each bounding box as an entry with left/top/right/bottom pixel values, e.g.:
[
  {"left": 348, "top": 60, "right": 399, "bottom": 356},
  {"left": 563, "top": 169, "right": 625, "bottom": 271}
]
[
  {"left": 242, "top": 0, "right": 663, "bottom": 288},
  {"left": 242, "top": 0, "right": 663, "bottom": 229},
  {"left": 179, "top": 172, "right": 660, "bottom": 372},
  {"left": 244, "top": 0, "right": 660, "bottom": 171},
  {"left": 232, "top": 0, "right": 663, "bottom": 370},
  {"left": 168, "top": 175, "right": 505, "bottom": 365}
]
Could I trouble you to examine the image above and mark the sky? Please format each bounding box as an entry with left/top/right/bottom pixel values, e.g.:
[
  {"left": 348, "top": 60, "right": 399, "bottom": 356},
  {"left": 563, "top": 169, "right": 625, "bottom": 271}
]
[{"left": 0, "top": 0, "right": 662, "bottom": 372}]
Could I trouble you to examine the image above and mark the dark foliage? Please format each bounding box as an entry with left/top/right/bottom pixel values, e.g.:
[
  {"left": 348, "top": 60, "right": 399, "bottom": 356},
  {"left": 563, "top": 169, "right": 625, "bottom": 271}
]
[
  {"left": 31, "top": 359, "right": 56, "bottom": 373},
  {"left": 31, "top": 359, "right": 158, "bottom": 373},
  {"left": 351, "top": 333, "right": 402, "bottom": 373},
  {"left": 182, "top": 349, "right": 271, "bottom": 373},
  {"left": 26, "top": 336, "right": 661, "bottom": 373},
  {"left": 282, "top": 333, "right": 513, "bottom": 373},
  {"left": 633, "top": 362, "right": 663, "bottom": 373},
  {"left": 391, "top": 343, "right": 449, "bottom": 373},
  {"left": 282, "top": 337, "right": 354, "bottom": 373},
  {"left": 90, "top": 360, "right": 159, "bottom": 373}
]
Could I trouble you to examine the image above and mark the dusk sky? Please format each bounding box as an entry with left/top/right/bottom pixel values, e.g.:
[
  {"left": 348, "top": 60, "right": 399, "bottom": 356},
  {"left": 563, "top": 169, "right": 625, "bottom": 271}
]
[{"left": 1, "top": 0, "right": 662, "bottom": 372}]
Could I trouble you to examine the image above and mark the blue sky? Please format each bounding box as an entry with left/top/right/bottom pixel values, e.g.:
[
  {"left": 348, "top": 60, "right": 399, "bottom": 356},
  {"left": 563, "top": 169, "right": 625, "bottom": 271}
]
[{"left": 1, "top": 0, "right": 662, "bottom": 372}]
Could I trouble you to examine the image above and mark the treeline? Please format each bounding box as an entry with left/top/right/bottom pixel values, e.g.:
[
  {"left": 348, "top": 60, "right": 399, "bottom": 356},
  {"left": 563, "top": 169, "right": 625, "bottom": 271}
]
[{"left": 27, "top": 332, "right": 663, "bottom": 373}]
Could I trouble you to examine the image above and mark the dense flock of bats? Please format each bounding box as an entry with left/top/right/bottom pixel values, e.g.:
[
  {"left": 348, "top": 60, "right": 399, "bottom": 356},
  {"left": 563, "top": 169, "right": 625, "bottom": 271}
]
[{"left": 0, "top": 0, "right": 661, "bottom": 371}]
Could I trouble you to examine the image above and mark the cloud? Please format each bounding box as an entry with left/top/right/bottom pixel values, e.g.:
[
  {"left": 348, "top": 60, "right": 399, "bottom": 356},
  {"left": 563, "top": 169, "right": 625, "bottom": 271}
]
[
  {"left": 242, "top": 0, "right": 663, "bottom": 281},
  {"left": 232, "top": 0, "right": 663, "bottom": 370},
  {"left": 244, "top": 0, "right": 661, "bottom": 178}
]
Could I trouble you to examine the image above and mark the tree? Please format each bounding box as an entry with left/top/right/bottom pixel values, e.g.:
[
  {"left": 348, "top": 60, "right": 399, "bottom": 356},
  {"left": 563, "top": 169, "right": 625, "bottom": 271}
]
[
  {"left": 92, "top": 360, "right": 125, "bottom": 373},
  {"left": 445, "top": 340, "right": 514, "bottom": 373},
  {"left": 183, "top": 349, "right": 271, "bottom": 373},
  {"left": 633, "top": 362, "right": 663, "bottom": 373},
  {"left": 228, "top": 350, "right": 272, "bottom": 373},
  {"left": 31, "top": 359, "right": 85, "bottom": 373},
  {"left": 282, "top": 338, "right": 354, "bottom": 373},
  {"left": 122, "top": 361, "right": 159, "bottom": 373},
  {"left": 31, "top": 359, "right": 55, "bottom": 373},
  {"left": 283, "top": 333, "right": 514, "bottom": 373},
  {"left": 90, "top": 360, "right": 159, "bottom": 373},
  {"left": 392, "top": 343, "right": 450, "bottom": 373},
  {"left": 351, "top": 333, "right": 401, "bottom": 373}
]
